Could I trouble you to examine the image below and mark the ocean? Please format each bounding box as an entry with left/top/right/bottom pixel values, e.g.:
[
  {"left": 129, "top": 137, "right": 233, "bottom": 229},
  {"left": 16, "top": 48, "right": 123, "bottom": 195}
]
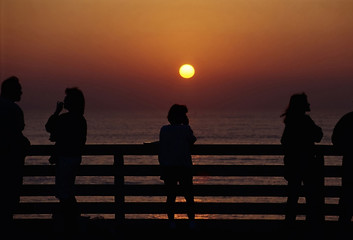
[
  {"left": 23, "top": 108, "right": 343, "bottom": 146},
  {"left": 20, "top": 108, "right": 346, "bottom": 220}
]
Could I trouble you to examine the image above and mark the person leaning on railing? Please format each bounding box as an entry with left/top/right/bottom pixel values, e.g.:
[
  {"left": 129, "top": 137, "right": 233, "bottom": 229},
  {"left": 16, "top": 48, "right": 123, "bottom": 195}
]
[
  {"left": 0, "top": 76, "right": 31, "bottom": 235},
  {"left": 280, "top": 92, "right": 324, "bottom": 227},
  {"left": 158, "top": 104, "right": 197, "bottom": 230},
  {"left": 45, "top": 87, "right": 87, "bottom": 236}
]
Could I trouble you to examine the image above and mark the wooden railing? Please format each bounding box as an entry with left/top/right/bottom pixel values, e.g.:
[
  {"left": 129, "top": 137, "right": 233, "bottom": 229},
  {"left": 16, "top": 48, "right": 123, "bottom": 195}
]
[{"left": 17, "top": 144, "right": 344, "bottom": 225}]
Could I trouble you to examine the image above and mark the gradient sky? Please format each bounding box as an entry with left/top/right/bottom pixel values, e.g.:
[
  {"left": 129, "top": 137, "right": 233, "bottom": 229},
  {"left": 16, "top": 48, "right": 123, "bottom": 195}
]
[{"left": 1, "top": 0, "right": 353, "bottom": 112}]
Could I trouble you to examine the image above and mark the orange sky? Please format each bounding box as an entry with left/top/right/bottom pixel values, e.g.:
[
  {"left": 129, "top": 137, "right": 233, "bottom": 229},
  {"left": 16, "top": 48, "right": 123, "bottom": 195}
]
[{"left": 1, "top": 0, "right": 353, "bottom": 112}]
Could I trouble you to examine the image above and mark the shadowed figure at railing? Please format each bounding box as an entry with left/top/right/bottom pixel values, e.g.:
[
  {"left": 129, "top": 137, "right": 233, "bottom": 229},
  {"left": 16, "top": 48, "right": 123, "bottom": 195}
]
[
  {"left": 158, "top": 104, "right": 197, "bottom": 230},
  {"left": 280, "top": 93, "right": 325, "bottom": 229},
  {"left": 332, "top": 110, "right": 353, "bottom": 227},
  {"left": 45, "top": 87, "right": 87, "bottom": 237},
  {"left": 0, "top": 76, "right": 31, "bottom": 234}
]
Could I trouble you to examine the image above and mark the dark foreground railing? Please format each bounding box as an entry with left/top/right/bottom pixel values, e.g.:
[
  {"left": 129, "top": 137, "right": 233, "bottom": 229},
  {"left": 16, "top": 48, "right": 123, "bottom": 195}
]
[{"left": 17, "top": 144, "right": 345, "bottom": 227}]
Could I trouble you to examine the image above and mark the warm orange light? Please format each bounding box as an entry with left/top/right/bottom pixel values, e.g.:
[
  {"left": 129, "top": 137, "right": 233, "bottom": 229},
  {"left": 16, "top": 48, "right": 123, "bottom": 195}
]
[{"left": 179, "top": 64, "right": 195, "bottom": 79}]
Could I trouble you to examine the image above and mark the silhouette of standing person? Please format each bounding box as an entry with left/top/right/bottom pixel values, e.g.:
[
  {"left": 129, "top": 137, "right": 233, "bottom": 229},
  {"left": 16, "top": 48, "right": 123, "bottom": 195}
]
[
  {"left": 158, "top": 104, "right": 197, "bottom": 229},
  {"left": 45, "top": 87, "right": 87, "bottom": 236},
  {"left": 0, "top": 76, "right": 30, "bottom": 233},
  {"left": 332, "top": 110, "right": 353, "bottom": 226},
  {"left": 280, "top": 93, "right": 324, "bottom": 228}
]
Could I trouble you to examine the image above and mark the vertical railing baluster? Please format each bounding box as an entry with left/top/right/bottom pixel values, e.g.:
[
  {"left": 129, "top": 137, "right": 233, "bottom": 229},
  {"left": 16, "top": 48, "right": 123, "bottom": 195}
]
[{"left": 114, "top": 153, "right": 124, "bottom": 224}]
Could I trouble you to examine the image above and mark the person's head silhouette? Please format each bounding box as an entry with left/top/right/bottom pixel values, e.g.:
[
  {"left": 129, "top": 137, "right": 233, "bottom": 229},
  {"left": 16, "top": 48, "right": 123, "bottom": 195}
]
[
  {"left": 282, "top": 92, "right": 310, "bottom": 118},
  {"left": 1, "top": 76, "right": 22, "bottom": 102},
  {"left": 63, "top": 87, "right": 85, "bottom": 115},
  {"left": 288, "top": 93, "right": 310, "bottom": 113},
  {"left": 167, "top": 104, "right": 189, "bottom": 125}
]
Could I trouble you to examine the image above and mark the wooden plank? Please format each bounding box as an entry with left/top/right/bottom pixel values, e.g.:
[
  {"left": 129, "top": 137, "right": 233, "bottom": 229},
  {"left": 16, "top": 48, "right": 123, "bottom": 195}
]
[
  {"left": 16, "top": 202, "right": 341, "bottom": 215},
  {"left": 122, "top": 165, "right": 286, "bottom": 176},
  {"left": 23, "top": 165, "right": 343, "bottom": 177},
  {"left": 28, "top": 144, "right": 340, "bottom": 156},
  {"left": 20, "top": 184, "right": 342, "bottom": 197}
]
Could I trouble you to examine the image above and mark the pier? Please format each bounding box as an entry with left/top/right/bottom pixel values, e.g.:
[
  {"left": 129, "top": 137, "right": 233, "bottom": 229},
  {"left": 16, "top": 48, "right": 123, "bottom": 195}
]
[{"left": 13, "top": 144, "right": 351, "bottom": 239}]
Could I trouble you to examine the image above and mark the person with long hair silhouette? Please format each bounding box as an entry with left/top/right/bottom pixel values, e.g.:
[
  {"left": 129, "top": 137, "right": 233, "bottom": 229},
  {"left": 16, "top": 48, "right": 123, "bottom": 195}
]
[
  {"left": 332, "top": 109, "right": 353, "bottom": 226},
  {"left": 45, "top": 87, "right": 87, "bottom": 236},
  {"left": 280, "top": 93, "right": 324, "bottom": 228},
  {"left": 158, "top": 104, "right": 197, "bottom": 229},
  {"left": 0, "top": 76, "right": 30, "bottom": 233}
]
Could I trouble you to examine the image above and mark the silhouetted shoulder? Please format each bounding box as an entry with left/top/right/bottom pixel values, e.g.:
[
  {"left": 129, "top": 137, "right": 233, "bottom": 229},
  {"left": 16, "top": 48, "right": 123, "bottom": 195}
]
[
  {"left": 337, "top": 111, "right": 353, "bottom": 124},
  {"left": 162, "top": 125, "right": 196, "bottom": 141},
  {"left": 304, "top": 114, "right": 314, "bottom": 122},
  {"left": 305, "top": 114, "right": 323, "bottom": 142},
  {"left": 332, "top": 111, "right": 353, "bottom": 137},
  {"left": 0, "top": 96, "right": 25, "bottom": 136},
  {"left": 332, "top": 111, "right": 353, "bottom": 153}
]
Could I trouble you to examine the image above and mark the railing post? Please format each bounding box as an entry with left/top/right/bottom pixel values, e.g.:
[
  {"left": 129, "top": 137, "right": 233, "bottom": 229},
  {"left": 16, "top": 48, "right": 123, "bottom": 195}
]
[{"left": 114, "top": 153, "right": 124, "bottom": 225}]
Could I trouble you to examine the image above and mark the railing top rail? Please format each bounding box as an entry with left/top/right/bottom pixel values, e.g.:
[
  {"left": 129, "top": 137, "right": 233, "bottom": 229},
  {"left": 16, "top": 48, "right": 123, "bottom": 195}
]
[{"left": 28, "top": 144, "right": 338, "bottom": 156}]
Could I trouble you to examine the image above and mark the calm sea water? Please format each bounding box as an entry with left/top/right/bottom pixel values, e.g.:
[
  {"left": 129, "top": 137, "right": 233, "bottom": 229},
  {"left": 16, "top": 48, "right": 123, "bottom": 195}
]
[
  {"left": 23, "top": 108, "right": 343, "bottom": 146},
  {"left": 20, "top": 108, "right": 346, "bottom": 220}
]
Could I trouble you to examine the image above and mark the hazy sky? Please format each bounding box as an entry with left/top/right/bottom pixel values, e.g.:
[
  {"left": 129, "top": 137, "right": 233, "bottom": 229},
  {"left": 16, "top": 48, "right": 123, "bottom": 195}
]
[{"left": 1, "top": 0, "right": 353, "bottom": 112}]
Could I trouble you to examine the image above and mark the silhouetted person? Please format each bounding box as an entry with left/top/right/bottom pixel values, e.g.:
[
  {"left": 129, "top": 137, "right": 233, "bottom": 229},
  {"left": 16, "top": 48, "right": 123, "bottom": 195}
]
[
  {"left": 0, "top": 76, "right": 30, "bottom": 233},
  {"left": 158, "top": 104, "right": 197, "bottom": 229},
  {"left": 332, "top": 110, "right": 353, "bottom": 226},
  {"left": 45, "top": 87, "right": 87, "bottom": 236},
  {"left": 280, "top": 93, "right": 324, "bottom": 228}
]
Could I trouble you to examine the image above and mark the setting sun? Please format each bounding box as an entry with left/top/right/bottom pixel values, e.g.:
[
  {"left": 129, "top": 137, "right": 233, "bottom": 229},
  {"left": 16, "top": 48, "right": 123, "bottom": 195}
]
[{"left": 179, "top": 64, "right": 195, "bottom": 79}]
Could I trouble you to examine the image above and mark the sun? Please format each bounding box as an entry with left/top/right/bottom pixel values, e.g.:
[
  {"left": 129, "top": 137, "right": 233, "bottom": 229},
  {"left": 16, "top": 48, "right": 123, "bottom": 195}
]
[{"left": 179, "top": 64, "right": 195, "bottom": 79}]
